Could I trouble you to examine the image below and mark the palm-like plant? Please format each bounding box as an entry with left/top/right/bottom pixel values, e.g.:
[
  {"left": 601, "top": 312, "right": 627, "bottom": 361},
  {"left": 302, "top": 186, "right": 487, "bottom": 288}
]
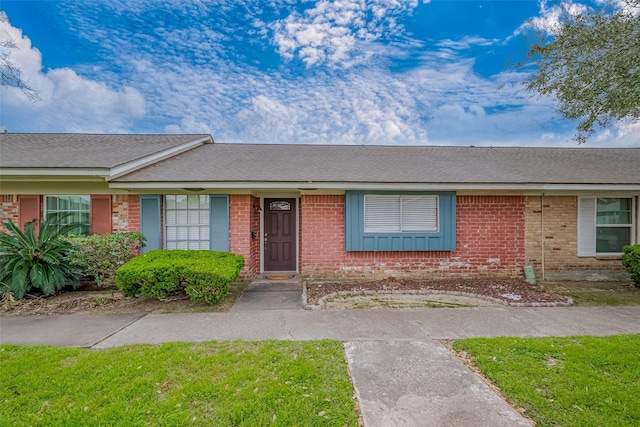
[{"left": 0, "top": 214, "right": 81, "bottom": 300}]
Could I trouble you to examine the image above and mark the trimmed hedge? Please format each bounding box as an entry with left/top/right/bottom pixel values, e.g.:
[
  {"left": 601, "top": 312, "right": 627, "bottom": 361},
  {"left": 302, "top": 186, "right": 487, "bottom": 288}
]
[
  {"left": 115, "top": 250, "right": 244, "bottom": 304},
  {"left": 622, "top": 244, "right": 640, "bottom": 288}
]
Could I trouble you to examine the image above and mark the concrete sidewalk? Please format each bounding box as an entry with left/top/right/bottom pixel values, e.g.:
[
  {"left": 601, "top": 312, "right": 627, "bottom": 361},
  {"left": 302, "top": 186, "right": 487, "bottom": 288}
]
[{"left": 2, "top": 305, "right": 640, "bottom": 426}]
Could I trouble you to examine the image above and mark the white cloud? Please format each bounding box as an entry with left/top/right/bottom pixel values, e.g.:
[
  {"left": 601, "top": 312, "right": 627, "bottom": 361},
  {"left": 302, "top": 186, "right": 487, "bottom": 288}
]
[
  {"left": 437, "top": 36, "right": 500, "bottom": 50},
  {"left": 516, "top": 1, "right": 589, "bottom": 35},
  {"left": 0, "top": 16, "right": 145, "bottom": 132},
  {"left": 5, "top": 1, "right": 634, "bottom": 147},
  {"left": 271, "top": 0, "right": 419, "bottom": 67}
]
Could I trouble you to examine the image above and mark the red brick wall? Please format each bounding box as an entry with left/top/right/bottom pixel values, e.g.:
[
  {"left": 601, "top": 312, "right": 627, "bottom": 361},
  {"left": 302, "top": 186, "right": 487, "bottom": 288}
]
[
  {"left": 0, "top": 195, "right": 19, "bottom": 233},
  {"left": 299, "top": 194, "right": 525, "bottom": 280},
  {"left": 230, "top": 194, "right": 259, "bottom": 280},
  {"left": 0, "top": 194, "right": 142, "bottom": 234},
  {"left": 112, "top": 195, "right": 140, "bottom": 232},
  {"left": 249, "top": 195, "right": 261, "bottom": 277}
]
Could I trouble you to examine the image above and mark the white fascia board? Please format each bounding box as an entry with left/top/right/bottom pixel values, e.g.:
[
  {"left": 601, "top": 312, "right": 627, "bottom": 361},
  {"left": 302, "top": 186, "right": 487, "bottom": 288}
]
[
  {"left": 107, "top": 136, "right": 212, "bottom": 180},
  {"left": 0, "top": 168, "right": 110, "bottom": 177},
  {"left": 108, "top": 181, "right": 640, "bottom": 191}
]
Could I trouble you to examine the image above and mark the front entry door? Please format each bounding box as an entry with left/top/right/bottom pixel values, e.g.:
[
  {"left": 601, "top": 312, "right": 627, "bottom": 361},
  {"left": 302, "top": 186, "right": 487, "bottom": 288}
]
[{"left": 264, "top": 198, "right": 296, "bottom": 271}]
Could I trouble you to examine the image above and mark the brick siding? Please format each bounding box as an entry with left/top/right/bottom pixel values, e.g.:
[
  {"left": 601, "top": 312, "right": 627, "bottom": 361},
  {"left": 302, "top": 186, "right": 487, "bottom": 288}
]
[
  {"left": 0, "top": 194, "right": 142, "bottom": 234},
  {"left": 299, "top": 194, "right": 526, "bottom": 280},
  {"left": 0, "top": 195, "right": 19, "bottom": 232},
  {"left": 229, "top": 194, "right": 260, "bottom": 280},
  {"left": 112, "top": 195, "right": 140, "bottom": 232},
  {"left": 524, "top": 196, "right": 629, "bottom": 280}
]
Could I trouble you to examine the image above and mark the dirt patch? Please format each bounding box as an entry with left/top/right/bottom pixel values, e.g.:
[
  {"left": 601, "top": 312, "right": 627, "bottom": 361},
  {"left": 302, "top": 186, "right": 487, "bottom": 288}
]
[
  {"left": 324, "top": 293, "right": 503, "bottom": 309},
  {"left": 305, "top": 278, "right": 572, "bottom": 307},
  {"left": 541, "top": 280, "right": 640, "bottom": 306},
  {"left": 0, "top": 282, "right": 249, "bottom": 316}
]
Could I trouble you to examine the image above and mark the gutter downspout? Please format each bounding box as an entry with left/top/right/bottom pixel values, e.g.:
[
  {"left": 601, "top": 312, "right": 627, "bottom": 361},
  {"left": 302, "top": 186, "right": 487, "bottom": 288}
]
[{"left": 541, "top": 193, "right": 545, "bottom": 282}]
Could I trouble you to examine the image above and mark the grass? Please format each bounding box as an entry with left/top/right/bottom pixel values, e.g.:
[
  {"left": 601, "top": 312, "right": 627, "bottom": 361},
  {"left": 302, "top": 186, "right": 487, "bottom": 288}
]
[
  {"left": 542, "top": 281, "right": 640, "bottom": 306},
  {"left": 0, "top": 340, "right": 359, "bottom": 427},
  {"left": 453, "top": 334, "right": 640, "bottom": 427}
]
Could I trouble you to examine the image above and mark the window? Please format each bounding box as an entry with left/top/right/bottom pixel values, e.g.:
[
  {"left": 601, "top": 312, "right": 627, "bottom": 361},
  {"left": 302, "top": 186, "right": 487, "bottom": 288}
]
[
  {"left": 578, "top": 197, "right": 635, "bottom": 256},
  {"left": 596, "top": 198, "right": 633, "bottom": 253},
  {"left": 345, "top": 191, "right": 456, "bottom": 251},
  {"left": 45, "top": 195, "right": 90, "bottom": 235},
  {"left": 364, "top": 195, "right": 438, "bottom": 233},
  {"left": 165, "top": 195, "right": 210, "bottom": 249}
]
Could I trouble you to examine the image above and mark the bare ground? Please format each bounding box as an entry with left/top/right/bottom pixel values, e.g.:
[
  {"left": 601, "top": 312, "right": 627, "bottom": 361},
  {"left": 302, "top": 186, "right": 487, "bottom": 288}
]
[
  {"left": 306, "top": 278, "right": 573, "bottom": 307},
  {"left": 0, "top": 282, "right": 249, "bottom": 316},
  {"left": 2, "top": 278, "right": 637, "bottom": 315}
]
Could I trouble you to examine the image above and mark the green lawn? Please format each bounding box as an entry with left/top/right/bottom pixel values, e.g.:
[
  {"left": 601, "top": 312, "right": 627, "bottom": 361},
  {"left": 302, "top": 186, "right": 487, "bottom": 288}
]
[
  {"left": 453, "top": 334, "right": 640, "bottom": 427},
  {"left": 0, "top": 340, "right": 359, "bottom": 427}
]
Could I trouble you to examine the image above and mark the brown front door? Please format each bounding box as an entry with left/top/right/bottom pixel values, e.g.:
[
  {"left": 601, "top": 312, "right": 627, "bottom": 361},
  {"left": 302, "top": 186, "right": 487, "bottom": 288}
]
[{"left": 264, "top": 198, "right": 297, "bottom": 271}]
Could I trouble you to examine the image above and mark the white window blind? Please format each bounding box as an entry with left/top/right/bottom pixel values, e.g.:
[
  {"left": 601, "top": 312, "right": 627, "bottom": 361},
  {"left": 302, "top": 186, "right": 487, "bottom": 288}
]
[
  {"left": 165, "top": 195, "right": 210, "bottom": 250},
  {"left": 364, "top": 195, "right": 438, "bottom": 233},
  {"left": 577, "top": 197, "right": 596, "bottom": 256}
]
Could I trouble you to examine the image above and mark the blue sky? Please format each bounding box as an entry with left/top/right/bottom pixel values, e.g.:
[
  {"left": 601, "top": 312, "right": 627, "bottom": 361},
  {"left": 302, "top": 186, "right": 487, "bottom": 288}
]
[{"left": 1, "top": 0, "right": 638, "bottom": 146}]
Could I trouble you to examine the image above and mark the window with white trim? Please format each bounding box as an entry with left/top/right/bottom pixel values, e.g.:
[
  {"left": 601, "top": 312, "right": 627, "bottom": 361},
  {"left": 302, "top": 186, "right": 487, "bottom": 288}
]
[
  {"left": 45, "top": 195, "right": 90, "bottom": 235},
  {"left": 165, "top": 195, "right": 210, "bottom": 249},
  {"left": 364, "top": 194, "right": 438, "bottom": 233},
  {"left": 578, "top": 197, "right": 635, "bottom": 255}
]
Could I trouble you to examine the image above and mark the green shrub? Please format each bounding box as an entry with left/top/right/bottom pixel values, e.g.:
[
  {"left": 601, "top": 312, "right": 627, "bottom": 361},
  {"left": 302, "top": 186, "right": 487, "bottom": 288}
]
[
  {"left": 622, "top": 244, "right": 640, "bottom": 288},
  {"left": 0, "top": 215, "right": 81, "bottom": 300},
  {"left": 115, "top": 250, "right": 244, "bottom": 304},
  {"left": 66, "top": 232, "right": 145, "bottom": 288}
]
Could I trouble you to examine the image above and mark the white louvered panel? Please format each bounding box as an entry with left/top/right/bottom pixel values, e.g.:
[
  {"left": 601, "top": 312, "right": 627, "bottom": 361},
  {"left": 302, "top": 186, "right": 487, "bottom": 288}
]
[
  {"left": 187, "top": 195, "right": 200, "bottom": 209},
  {"left": 189, "top": 226, "right": 200, "bottom": 240},
  {"left": 175, "top": 195, "right": 188, "bottom": 209},
  {"left": 200, "top": 210, "right": 209, "bottom": 224},
  {"left": 165, "top": 196, "right": 176, "bottom": 210},
  {"left": 166, "top": 226, "right": 177, "bottom": 240},
  {"left": 188, "top": 210, "right": 199, "bottom": 224},
  {"left": 175, "top": 210, "right": 189, "bottom": 224},
  {"left": 166, "top": 210, "right": 176, "bottom": 225},
  {"left": 364, "top": 195, "right": 401, "bottom": 232},
  {"left": 402, "top": 195, "right": 438, "bottom": 232},
  {"left": 200, "top": 226, "right": 210, "bottom": 240},
  {"left": 577, "top": 197, "right": 596, "bottom": 256}
]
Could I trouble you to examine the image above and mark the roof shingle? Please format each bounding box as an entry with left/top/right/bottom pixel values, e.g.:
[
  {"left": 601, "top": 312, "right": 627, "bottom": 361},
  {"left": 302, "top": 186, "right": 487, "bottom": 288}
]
[
  {"left": 113, "top": 143, "right": 640, "bottom": 185},
  {"left": 0, "top": 133, "right": 211, "bottom": 169}
]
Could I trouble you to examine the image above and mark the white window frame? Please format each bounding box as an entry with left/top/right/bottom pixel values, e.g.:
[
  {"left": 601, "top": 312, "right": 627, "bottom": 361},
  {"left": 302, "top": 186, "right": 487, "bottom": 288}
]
[
  {"left": 578, "top": 196, "right": 637, "bottom": 256},
  {"left": 364, "top": 194, "right": 439, "bottom": 233},
  {"left": 164, "top": 195, "right": 210, "bottom": 250},
  {"left": 44, "top": 195, "right": 90, "bottom": 235}
]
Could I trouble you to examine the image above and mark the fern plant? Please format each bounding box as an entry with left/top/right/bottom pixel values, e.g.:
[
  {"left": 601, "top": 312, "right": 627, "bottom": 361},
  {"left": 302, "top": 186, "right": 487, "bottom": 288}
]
[{"left": 0, "top": 214, "right": 81, "bottom": 300}]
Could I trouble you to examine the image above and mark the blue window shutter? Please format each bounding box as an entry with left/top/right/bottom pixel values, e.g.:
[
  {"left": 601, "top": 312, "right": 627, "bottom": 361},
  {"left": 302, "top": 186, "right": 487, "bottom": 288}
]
[
  {"left": 345, "top": 191, "right": 456, "bottom": 251},
  {"left": 210, "top": 195, "right": 230, "bottom": 251},
  {"left": 345, "top": 192, "right": 362, "bottom": 251},
  {"left": 140, "top": 195, "right": 161, "bottom": 252}
]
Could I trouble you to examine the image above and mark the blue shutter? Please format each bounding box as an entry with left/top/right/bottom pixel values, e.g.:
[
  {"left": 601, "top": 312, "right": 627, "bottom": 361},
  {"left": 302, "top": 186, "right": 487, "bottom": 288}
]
[
  {"left": 140, "top": 195, "right": 161, "bottom": 252},
  {"left": 345, "top": 191, "right": 456, "bottom": 251},
  {"left": 210, "top": 195, "right": 230, "bottom": 251}
]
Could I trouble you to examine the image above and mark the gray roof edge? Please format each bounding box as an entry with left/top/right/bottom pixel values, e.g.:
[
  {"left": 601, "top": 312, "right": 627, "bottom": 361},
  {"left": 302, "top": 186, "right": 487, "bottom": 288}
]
[
  {"left": 107, "top": 181, "right": 640, "bottom": 191},
  {"left": 107, "top": 135, "right": 213, "bottom": 181}
]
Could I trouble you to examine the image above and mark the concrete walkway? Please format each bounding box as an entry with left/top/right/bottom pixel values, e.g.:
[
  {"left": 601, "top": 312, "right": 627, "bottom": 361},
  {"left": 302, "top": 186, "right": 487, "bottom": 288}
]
[{"left": 2, "top": 292, "right": 640, "bottom": 426}]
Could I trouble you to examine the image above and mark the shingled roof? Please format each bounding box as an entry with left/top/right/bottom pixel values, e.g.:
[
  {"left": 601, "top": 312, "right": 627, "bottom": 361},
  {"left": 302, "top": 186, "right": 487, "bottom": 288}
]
[
  {"left": 2, "top": 134, "right": 639, "bottom": 188},
  {"left": 0, "top": 133, "right": 211, "bottom": 169},
  {"left": 112, "top": 143, "right": 640, "bottom": 186}
]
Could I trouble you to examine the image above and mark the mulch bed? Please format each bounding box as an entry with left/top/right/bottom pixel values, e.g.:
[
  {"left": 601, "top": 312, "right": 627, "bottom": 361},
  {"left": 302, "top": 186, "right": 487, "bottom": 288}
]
[{"left": 305, "top": 278, "right": 573, "bottom": 306}]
